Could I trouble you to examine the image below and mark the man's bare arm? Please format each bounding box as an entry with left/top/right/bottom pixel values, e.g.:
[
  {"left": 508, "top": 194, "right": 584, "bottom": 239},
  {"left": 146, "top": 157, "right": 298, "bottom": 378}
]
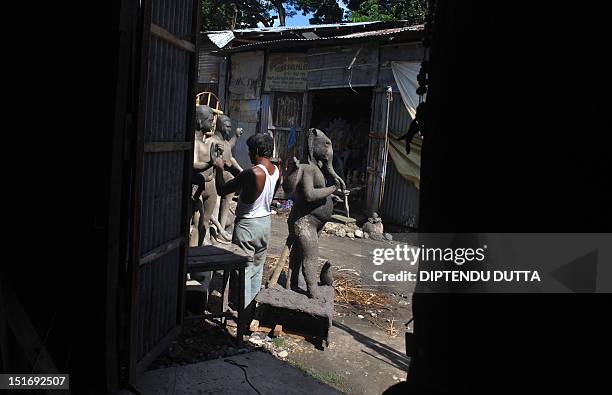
[{"left": 215, "top": 162, "right": 248, "bottom": 196}]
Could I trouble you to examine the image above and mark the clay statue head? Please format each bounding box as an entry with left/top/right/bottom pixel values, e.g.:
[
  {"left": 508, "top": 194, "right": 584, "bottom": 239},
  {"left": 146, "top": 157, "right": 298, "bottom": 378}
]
[
  {"left": 216, "top": 115, "right": 232, "bottom": 140},
  {"left": 306, "top": 128, "right": 347, "bottom": 191},
  {"left": 195, "top": 105, "right": 215, "bottom": 136},
  {"left": 234, "top": 127, "right": 244, "bottom": 139},
  {"left": 306, "top": 128, "right": 334, "bottom": 164}
]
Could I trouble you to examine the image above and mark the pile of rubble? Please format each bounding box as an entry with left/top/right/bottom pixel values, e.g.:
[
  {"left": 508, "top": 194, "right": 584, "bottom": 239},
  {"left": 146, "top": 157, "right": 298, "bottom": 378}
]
[
  {"left": 322, "top": 221, "right": 363, "bottom": 239},
  {"left": 150, "top": 321, "right": 251, "bottom": 369},
  {"left": 245, "top": 321, "right": 309, "bottom": 360},
  {"left": 322, "top": 212, "right": 393, "bottom": 241}
]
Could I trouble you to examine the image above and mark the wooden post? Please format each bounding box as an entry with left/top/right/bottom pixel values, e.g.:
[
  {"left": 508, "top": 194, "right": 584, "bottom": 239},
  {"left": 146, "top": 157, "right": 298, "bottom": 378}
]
[{"left": 267, "top": 237, "right": 292, "bottom": 287}]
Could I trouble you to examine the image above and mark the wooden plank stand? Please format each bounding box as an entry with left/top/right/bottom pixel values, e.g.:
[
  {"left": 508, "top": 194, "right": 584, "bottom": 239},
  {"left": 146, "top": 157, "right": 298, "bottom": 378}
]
[
  {"left": 185, "top": 245, "right": 251, "bottom": 347},
  {"left": 255, "top": 285, "right": 335, "bottom": 349}
]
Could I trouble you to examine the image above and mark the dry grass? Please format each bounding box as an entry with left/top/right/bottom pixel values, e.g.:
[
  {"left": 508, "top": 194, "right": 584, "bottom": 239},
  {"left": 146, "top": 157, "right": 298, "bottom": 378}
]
[{"left": 333, "top": 271, "right": 391, "bottom": 310}]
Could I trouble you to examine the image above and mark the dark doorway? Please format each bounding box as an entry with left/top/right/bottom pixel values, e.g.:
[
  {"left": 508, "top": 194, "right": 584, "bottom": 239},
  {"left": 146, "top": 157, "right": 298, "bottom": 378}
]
[{"left": 309, "top": 88, "right": 373, "bottom": 192}]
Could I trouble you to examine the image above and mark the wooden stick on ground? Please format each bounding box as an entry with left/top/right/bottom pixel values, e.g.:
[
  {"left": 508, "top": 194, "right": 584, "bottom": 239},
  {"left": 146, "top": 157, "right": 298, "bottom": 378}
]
[{"left": 267, "top": 237, "right": 292, "bottom": 287}]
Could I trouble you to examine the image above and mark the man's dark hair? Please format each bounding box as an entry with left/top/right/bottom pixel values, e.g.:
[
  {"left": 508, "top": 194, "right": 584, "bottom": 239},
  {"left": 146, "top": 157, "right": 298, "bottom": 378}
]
[{"left": 247, "top": 133, "right": 274, "bottom": 158}]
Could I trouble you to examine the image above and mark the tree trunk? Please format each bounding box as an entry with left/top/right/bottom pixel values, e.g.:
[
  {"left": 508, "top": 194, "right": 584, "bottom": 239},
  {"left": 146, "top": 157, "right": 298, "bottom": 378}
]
[{"left": 273, "top": 1, "right": 286, "bottom": 26}]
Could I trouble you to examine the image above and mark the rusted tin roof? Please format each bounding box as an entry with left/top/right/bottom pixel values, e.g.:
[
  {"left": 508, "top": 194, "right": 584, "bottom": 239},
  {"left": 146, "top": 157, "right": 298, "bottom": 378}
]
[{"left": 211, "top": 25, "right": 424, "bottom": 54}]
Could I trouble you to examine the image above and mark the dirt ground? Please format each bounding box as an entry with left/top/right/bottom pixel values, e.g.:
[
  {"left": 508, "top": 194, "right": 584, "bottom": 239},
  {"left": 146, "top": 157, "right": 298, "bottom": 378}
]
[
  {"left": 152, "top": 213, "right": 416, "bottom": 394},
  {"left": 266, "top": 214, "right": 414, "bottom": 394}
]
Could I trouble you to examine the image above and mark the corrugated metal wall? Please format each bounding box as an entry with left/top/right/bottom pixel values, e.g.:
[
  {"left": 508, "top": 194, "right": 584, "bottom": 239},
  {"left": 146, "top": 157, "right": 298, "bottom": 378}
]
[
  {"left": 198, "top": 42, "right": 221, "bottom": 84},
  {"left": 368, "top": 90, "right": 420, "bottom": 229},
  {"left": 140, "top": 152, "right": 184, "bottom": 254},
  {"left": 380, "top": 160, "right": 420, "bottom": 228},
  {"left": 378, "top": 43, "right": 424, "bottom": 88},
  {"left": 136, "top": 248, "right": 180, "bottom": 359},
  {"left": 307, "top": 43, "right": 379, "bottom": 89},
  {"left": 364, "top": 43, "right": 423, "bottom": 228},
  {"left": 130, "top": 0, "right": 197, "bottom": 374}
]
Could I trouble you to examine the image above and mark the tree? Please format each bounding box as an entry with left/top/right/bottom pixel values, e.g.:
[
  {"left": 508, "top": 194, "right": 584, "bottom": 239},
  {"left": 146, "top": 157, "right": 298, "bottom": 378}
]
[
  {"left": 201, "top": 0, "right": 277, "bottom": 30},
  {"left": 201, "top": 0, "right": 349, "bottom": 30},
  {"left": 348, "top": 0, "right": 427, "bottom": 25},
  {"left": 311, "top": 0, "right": 345, "bottom": 24}
]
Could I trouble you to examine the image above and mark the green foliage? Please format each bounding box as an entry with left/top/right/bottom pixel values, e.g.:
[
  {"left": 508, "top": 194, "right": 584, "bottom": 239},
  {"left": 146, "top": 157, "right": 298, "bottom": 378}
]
[
  {"left": 300, "top": 0, "right": 345, "bottom": 24},
  {"left": 272, "top": 336, "right": 285, "bottom": 347},
  {"left": 200, "top": 0, "right": 426, "bottom": 31},
  {"left": 200, "top": 0, "right": 234, "bottom": 31},
  {"left": 201, "top": 0, "right": 276, "bottom": 30},
  {"left": 350, "top": 0, "right": 391, "bottom": 22},
  {"left": 201, "top": 0, "right": 349, "bottom": 30},
  {"left": 348, "top": 0, "right": 427, "bottom": 24}
]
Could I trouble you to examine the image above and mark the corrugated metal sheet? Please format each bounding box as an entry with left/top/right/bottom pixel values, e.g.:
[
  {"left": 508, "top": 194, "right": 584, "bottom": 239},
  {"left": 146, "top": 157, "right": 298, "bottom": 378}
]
[
  {"left": 151, "top": 0, "right": 193, "bottom": 38},
  {"left": 380, "top": 160, "right": 419, "bottom": 229},
  {"left": 144, "top": 38, "right": 190, "bottom": 142},
  {"left": 137, "top": 249, "right": 180, "bottom": 360},
  {"left": 339, "top": 26, "right": 420, "bottom": 38},
  {"left": 378, "top": 43, "right": 424, "bottom": 88},
  {"left": 135, "top": 0, "right": 194, "bottom": 364},
  {"left": 367, "top": 90, "right": 419, "bottom": 227},
  {"left": 198, "top": 50, "right": 221, "bottom": 83},
  {"left": 307, "top": 43, "right": 378, "bottom": 89},
  {"left": 213, "top": 25, "right": 423, "bottom": 53},
  {"left": 140, "top": 151, "right": 184, "bottom": 253},
  {"left": 206, "top": 21, "right": 381, "bottom": 34}
]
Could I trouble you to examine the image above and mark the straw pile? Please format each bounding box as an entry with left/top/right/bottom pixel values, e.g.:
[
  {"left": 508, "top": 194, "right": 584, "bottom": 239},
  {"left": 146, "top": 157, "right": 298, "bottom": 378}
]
[{"left": 333, "top": 270, "right": 391, "bottom": 310}]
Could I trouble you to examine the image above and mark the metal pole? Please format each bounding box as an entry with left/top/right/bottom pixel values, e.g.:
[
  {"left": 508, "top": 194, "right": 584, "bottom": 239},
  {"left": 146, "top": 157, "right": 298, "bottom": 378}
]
[{"left": 379, "top": 86, "right": 393, "bottom": 210}]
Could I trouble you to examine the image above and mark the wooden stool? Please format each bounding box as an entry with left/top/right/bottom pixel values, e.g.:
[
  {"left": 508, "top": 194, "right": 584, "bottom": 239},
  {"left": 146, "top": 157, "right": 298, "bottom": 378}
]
[{"left": 186, "top": 244, "right": 250, "bottom": 347}]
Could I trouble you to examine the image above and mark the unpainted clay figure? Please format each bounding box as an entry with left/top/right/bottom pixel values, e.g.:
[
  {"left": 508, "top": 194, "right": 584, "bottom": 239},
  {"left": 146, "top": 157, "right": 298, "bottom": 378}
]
[
  {"left": 210, "top": 115, "right": 243, "bottom": 240},
  {"left": 283, "top": 128, "right": 347, "bottom": 299},
  {"left": 191, "top": 105, "right": 218, "bottom": 247}
]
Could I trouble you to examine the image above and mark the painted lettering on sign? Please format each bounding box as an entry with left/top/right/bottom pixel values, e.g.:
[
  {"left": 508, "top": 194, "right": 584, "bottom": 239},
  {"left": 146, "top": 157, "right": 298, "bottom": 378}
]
[{"left": 265, "top": 53, "right": 308, "bottom": 91}]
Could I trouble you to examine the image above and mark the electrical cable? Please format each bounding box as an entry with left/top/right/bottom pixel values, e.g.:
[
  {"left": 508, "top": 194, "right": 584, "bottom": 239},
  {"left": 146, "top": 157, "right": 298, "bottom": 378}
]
[{"left": 224, "top": 358, "right": 262, "bottom": 395}]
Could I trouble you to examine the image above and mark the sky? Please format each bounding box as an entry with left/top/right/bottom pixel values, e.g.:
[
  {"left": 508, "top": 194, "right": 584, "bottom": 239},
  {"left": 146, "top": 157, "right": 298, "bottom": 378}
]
[
  {"left": 259, "top": 2, "right": 349, "bottom": 27},
  {"left": 286, "top": 10, "right": 312, "bottom": 27}
]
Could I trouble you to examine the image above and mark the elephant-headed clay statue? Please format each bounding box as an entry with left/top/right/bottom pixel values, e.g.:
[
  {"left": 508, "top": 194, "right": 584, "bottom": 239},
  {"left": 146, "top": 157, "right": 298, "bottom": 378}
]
[{"left": 284, "top": 128, "right": 348, "bottom": 299}]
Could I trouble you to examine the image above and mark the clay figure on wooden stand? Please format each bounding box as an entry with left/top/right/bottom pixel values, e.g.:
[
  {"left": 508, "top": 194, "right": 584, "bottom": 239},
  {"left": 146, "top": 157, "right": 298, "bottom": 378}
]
[{"left": 191, "top": 105, "right": 217, "bottom": 247}]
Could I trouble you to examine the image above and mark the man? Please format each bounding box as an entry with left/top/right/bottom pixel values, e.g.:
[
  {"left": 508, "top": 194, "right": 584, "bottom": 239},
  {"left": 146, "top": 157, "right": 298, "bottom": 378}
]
[{"left": 214, "top": 133, "right": 279, "bottom": 325}]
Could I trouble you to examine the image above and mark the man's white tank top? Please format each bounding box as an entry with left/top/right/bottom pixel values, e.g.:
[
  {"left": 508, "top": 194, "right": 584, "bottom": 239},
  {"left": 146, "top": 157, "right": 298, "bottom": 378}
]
[{"left": 235, "top": 164, "right": 279, "bottom": 219}]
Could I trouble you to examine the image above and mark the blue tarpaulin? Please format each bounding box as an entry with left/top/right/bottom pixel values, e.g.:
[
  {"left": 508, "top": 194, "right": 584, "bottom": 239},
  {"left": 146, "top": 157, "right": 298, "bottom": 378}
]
[{"left": 287, "top": 127, "right": 297, "bottom": 149}]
